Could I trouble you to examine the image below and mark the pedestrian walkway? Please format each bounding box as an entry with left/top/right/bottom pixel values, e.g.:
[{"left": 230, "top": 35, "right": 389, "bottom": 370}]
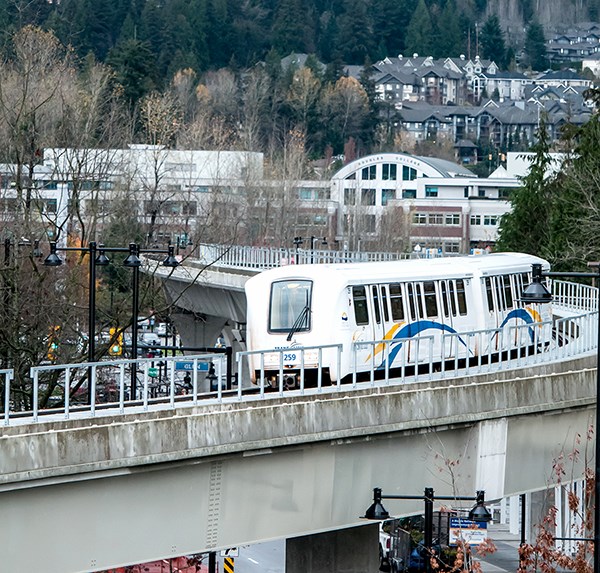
[{"left": 478, "top": 524, "right": 521, "bottom": 573}]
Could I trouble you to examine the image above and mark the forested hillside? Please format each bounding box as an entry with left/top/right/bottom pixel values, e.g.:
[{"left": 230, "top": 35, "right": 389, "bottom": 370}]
[
  {"left": 1, "top": 0, "right": 597, "bottom": 90},
  {"left": 0, "top": 0, "right": 595, "bottom": 164}
]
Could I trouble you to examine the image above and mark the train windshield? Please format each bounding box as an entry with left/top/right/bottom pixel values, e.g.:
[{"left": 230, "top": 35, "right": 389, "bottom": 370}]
[{"left": 269, "top": 280, "right": 312, "bottom": 334}]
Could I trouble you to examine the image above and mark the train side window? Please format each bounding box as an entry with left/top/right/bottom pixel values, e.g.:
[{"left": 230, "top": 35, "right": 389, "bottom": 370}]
[
  {"left": 448, "top": 281, "right": 457, "bottom": 316},
  {"left": 455, "top": 279, "right": 467, "bottom": 315},
  {"left": 424, "top": 281, "right": 438, "bottom": 318},
  {"left": 406, "top": 283, "right": 417, "bottom": 320},
  {"left": 440, "top": 281, "right": 450, "bottom": 317},
  {"left": 352, "top": 286, "right": 369, "bottom": 325},
  {"left": 381, "top": 286, "right": 390, "bottom": 322},
  {"left": 372, "top": 286, "right": 381, "bottom": 324},
  {"left": 494, "top": 276, "right": 505, "bottom": 312},
  {"left": 389, "top": 283, "right": 405, "bottom": 321},
  {"left": 514, "top": 273, "right": 522, "bottom": 300},
  {"left": 503, "top": 275, "right": 514, "bottom": 309},
  {"left": 484, "top": 277, "right": 494, "bottom": 312}
]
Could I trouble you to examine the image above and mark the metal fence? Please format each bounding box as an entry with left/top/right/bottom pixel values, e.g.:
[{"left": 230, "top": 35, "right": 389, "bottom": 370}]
[
  {"left": 1, "top": 308, "right": 596, "bottom": 426},
  {"left": 194, "top": 242, "right": 413, "bottom": 270}
]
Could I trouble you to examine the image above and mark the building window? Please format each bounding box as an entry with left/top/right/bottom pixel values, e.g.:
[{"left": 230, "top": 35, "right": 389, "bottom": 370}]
[
  {"left": 470, "top": 215, "right": 481, "bottom": 225},
  {"left": 413, "top": 213, "right": 427, "bottom": 225},
  {"left": 445, "top": 242, "right": 461, "bottom": 253},
  {"left": 344, "top": 189, "right": 356, "bottom": 205},
  {"left": 484, "top": 215, "right": 498, "bottom": 225},
  {"left": 362, "top": 165, "right": 376, "bottom": 180},
  {"left": 364, "top": 214, "right": 376, "bottom": 233},
  {"left": 183, "top": 202, "right": 197, "bottom": 215},
  {"left": 478, "top": 188, "right": 486, "bottom": 197},
  {"left": 361, "top": 189, "right": 376, "bottom": 206},
  {"left": 402, "top": 189, "right": 416, "bottom": 199},
  {"left": 425, "top": 186, "right": 438, "bottom": 197},
  {"left": 346, "top": 173, "right": 356, "bottom": 180},
  {"left": 445, "top": 214, "right": 461, "bottom": 225},
  {"left": 382, "top": 189, "right": 395, "bottom": 206},
  {"left": 45, "top": 199, "right": 58, "bottom": 213},
  {"left": 428, "top": 213, "right": 443, "bottom": 224},
  {"left": 382, "top": 164, "right": 397, "bottom": 180},
  {"left": 402, "top": 166, "right": 417, "bottom": 180}
]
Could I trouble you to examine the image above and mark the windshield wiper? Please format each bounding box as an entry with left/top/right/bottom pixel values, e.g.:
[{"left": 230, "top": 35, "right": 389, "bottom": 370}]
[{"left": 287, "top": 305, "right": 310, "bottom": 341}]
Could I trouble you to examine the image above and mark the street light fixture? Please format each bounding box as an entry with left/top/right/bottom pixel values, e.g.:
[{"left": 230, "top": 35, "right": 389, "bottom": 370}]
[
  {"left": 44, "top": 240, "right": 180, "bottom": 401},
  {"left": 522, "top": 262, "right": 600, "bottom": 573},
  {"left": 364, "top": 487, "right": 491, "bottom": 573}
]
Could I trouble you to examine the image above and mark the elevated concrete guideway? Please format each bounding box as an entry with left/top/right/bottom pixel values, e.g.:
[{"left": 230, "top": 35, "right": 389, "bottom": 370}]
[{"left": 1, "top": 354, "right": 595, "bottom": 572}]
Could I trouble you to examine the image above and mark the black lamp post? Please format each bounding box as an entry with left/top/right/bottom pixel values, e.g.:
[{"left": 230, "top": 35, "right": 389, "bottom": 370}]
[
  {"left": 292, "top": 236, "right": 327, "bottom": 264},
  {"left": 522, "top": 262, "right": 600, "bottom": 573},
  {"left": 364, "top": 487, "right": 491, "bottom": 573},
  {"left": 44, "top": 241, "right": 179, "bottom": 400}
]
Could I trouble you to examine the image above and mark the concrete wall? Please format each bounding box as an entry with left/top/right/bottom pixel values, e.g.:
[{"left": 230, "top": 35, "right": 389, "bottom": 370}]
[
  {"left": 287, "top": 525, "right": 380, "bottom": 573},
  {"left": 0, "top": 356, "right": 596, "bottom": 571}
]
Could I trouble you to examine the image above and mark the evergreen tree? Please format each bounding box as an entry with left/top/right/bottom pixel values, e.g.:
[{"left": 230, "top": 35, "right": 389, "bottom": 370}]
[
  {"left": 551, "top": 107, "right": 600, "bottom": 268},
  {"left": 107, "top": 39, "right": 157, "bottom": 105},
  {"left": 272, "top": 0, "right": 316, "bottom": 55},
  {"left": 335, "top": 0, "right": 375, "bottom": 64},
  {"left": 436, "top": 0, "right": 463, "bottom": 57},
  {"left": 495, "top": 118, "right": 557, "bottom": 257},
  {"left": 405, "top": 0, "right": 433, "bottom": 56},
  {"left": 480, "top": 14, "right": 507, "bottom": 68},
  {"left": 206, "top": 0, "right": 233, "bottom": 69},
  {"left": 371, "top": 0, "right": 417, "bottom": 56},
  {"left": 524, "top": 22, "right": 547, "bottom": 71}
]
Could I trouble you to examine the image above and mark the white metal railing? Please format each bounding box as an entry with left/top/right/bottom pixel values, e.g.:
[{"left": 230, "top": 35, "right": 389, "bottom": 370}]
[
  {"left": 2, "top": 354, "right": 227, "bottom": 425},
  {"left": 194, "top": 242, "right": 411, "bottom": 270},
  {"left": 1, "top": 368, "right": 14, "bottom": 426},
  {"left": 552, "top": 280, "right": 598, "bottom": 313},
  {"left": 1, "top": 308, "right": 597, "bottom": 426}
]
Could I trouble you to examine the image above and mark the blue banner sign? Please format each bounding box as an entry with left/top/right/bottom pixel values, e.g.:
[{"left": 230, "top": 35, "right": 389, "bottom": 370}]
[
  {"left": 175, "top": 361, "right": 210, "bottom": 372},
  {"left": 449, "top": 517, "right": 488, "bottom": 546}
]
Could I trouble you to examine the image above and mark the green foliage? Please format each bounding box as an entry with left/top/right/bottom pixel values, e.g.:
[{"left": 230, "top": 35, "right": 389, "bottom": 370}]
[
  {"left": 436, "top": 0, "right": 463, "bottom": 58},
  {"left": 405, "top": 0, "right": 433, "bottom": 56},
  {"left": 495, "top": 118, "right": 558, "bottom": 257},
  {"left": 480, "top": 14, "right": 507, "bottom": 68},
  {"left": 334, "top": 0, "right": 376, "bottom": 63},
  {"left": 524, "top": 22, "right": 547, "bottom": 71},
  {"left": 107, "top": 39, "right": 157, "bottom": 104}
]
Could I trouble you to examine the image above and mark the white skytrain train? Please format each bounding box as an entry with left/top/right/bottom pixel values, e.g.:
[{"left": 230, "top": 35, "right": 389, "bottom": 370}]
[{"left": 244, "top": 252, "right": 552, "bottom": 387}]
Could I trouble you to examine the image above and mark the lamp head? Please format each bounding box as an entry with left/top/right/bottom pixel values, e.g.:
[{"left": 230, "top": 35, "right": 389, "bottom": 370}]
[
  {"left": 95, "top": 245, "right": 110, "bottom": 266},
  {"left": 43, "top": 242, "right": 63, "bottom": 267},
  {"left": 468, "top": 490, "right": 492, "bottom": 523},
  {"left": 521, "top": 263, "right": 552, "bottom": 304},
  {"left": 123, "top": 243, "right": 141, "bottom": 268},
  {"left": 162, "top": 245, "right": 179, "bottom": 268},
  {"left": 364, "top": 488, "right": 390, "bottom": 520}
]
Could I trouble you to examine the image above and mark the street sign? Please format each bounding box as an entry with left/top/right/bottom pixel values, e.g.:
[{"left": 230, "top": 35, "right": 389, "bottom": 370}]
[
  {"left": 220, "top": 547, "right": 239, "bottom": 557},
  {"left": 175, "top": 361, "right": 210, "bottom": 372},
  {"left": 148, "top": 367, "right": 158, "bottom": 378},
  {"left": 448, "top": 517, "right": 488, "bottom": 546}
]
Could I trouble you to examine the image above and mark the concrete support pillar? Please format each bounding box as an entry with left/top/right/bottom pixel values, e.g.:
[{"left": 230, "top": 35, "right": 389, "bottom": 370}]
[
  {"left": 172, "top": 312, "right": 226, "bottom": 348},
  {"left": 286, "top": 524, "right": 380, "bottom": 573}
]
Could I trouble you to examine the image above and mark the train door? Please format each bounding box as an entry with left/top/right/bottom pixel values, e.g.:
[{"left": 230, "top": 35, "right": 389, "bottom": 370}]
[
  {"left": 351, "top": 285, "right": 374, "bottom": 370},
  {"left": 438, "top": 280, "right": 455, "bottom": 359},
  {"left": 369, "top": 285, "right": 387, "bottom": 343}
]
